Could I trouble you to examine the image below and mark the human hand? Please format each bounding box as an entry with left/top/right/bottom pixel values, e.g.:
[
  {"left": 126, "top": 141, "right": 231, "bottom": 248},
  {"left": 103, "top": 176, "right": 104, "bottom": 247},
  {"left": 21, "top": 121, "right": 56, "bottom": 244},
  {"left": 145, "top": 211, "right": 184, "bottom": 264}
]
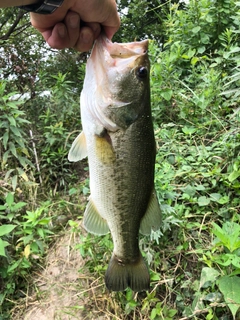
[{"left": 30, "top": 0, "right": 120, "bottom": 52}]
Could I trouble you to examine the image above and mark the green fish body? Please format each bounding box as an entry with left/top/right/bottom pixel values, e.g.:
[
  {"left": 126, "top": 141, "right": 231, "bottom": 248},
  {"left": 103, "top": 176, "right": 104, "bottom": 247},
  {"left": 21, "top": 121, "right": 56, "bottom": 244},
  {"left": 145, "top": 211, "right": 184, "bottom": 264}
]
[{"left": 68, "top": 34, "right": 161, "bottom": 291}]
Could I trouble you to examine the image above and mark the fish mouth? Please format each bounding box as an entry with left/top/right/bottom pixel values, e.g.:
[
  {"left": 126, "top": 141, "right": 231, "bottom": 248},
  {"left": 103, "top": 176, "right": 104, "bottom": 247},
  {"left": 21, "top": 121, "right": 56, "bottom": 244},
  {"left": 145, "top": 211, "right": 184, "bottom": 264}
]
[{"left": 90, "top": 33, "right": 148, "bottom": 69}]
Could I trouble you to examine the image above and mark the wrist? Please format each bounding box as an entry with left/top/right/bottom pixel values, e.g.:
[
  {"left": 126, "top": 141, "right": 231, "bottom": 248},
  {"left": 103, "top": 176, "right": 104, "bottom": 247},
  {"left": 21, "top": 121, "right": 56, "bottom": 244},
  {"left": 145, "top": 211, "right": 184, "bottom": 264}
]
[{"left": 19, "top": 0, "right": 64, "bottom": 15}]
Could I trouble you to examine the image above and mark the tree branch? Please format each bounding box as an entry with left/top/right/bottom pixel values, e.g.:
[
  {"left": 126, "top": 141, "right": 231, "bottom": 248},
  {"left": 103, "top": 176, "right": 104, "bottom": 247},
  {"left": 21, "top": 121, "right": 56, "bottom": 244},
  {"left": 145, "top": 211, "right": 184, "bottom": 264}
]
[{"left": 0, "top": 11, "right": 25, "bottom": 40}]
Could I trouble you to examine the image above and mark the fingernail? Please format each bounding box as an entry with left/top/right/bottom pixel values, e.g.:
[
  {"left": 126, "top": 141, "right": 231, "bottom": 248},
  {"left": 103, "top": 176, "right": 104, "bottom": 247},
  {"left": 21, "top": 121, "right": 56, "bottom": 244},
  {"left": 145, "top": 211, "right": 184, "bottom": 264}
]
[
  {"left": 58, "top": 25, "right": 66, "bottom": 38},
  {"left": 70, "top": 14, "right": 79, "bottom": 28},
  {"left": 81, "top": 31, "right": 91, "bottom": 44}
]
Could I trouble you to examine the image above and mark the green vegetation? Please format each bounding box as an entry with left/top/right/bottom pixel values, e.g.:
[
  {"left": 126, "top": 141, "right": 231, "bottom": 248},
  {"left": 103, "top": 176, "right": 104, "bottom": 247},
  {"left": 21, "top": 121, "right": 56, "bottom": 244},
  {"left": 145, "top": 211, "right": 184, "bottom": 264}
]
[{"left": 1, "top": 0, "right": 240, "bottom": 319}]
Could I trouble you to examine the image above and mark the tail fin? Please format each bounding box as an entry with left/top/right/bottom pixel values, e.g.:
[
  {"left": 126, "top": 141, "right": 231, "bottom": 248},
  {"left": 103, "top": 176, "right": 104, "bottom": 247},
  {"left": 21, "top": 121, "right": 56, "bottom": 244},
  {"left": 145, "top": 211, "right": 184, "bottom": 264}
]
[{"left": 105, "top": 253, "right": 150, "bottom": 292}]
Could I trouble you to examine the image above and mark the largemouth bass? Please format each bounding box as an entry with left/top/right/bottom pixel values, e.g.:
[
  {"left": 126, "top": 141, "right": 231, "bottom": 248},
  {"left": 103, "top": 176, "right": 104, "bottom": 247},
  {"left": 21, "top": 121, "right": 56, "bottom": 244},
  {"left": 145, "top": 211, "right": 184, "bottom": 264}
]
[{"left": 68, "top": 33, "right": 161, "bottom": 292}]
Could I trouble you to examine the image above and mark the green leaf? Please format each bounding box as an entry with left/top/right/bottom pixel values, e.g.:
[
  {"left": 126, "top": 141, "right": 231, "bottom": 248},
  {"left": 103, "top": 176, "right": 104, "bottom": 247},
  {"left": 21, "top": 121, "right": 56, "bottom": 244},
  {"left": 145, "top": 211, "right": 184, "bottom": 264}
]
[
  {"left": 182, "top": 126, "right": 197, "bottom": 135},
  {"left": 0, "top": 238, "right": 9, "bottom": 257},
  {"left": 160, "top": 88, "right": 173, "bottom": 101},
  {"left": 10, "top": 125, "right": 22, "bottom": 137},
  {"left": 212, "top": 222, "right": 229, "bottom": 246},
  {"left": 209, "top": 193, "right": 221, "bottom": 202},
  {"left": 228, "top": 170, "right": 240, "bottom": 182},
  {"left": 191, "top": 56, "right": 199, "bottom": 66},
  {"left": 9, "top": 142, "right": 17, "bottom": 157},
  {"left": 198, "top": 196, "right": 210, "bottom": 206},
  {"left": 2, "top": 150, "right": 10, "bottom": 165},
  {"left": 12, "top": 175, "right": 18, "bottom": 191},
  {"left": 192, "top": 26, "right": 201, "bottom": 33},
  {"left": 2, "top": 131, "right": 9, "bottom": 149},
  {"left": 6, "top": 193, "right": 14, "bottom": 207},
  {"left": 199, "top": 267, "right": 220, "bottom": 289},
  {"left": 8, "top": 116, "right": 16, "bottom": 127},
  {"left": 218, "top": 276, "right": 240, "bottom": 319},
  {"left": 0, "top": 224, "right": 16, "bottom": 236}
]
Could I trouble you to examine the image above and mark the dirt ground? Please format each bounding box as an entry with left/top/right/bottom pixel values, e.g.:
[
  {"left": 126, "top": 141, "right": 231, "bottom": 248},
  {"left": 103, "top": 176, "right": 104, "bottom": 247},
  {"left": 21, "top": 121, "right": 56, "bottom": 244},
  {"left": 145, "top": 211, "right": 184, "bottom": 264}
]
[{"left": 11, "top": 223, "right": 110, "bottom": 320}]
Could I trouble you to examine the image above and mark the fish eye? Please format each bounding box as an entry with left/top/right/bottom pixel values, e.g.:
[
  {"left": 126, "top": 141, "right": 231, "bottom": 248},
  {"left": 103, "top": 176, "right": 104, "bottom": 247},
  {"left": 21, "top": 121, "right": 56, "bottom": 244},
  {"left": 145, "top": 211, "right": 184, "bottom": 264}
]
[{"left": 136, "top": 66, "right": 148, "bottom": 79}]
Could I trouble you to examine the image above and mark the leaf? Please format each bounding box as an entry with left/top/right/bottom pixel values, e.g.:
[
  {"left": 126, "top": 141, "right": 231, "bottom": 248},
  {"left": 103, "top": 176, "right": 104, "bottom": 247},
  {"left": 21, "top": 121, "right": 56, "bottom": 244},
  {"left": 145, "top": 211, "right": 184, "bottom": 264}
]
[
  {"left": 217, "top": 195, "right": 229, "bottom": 204},
  {"left": 0, "top": 224, "right": 16, "bottom": 236},
  {"left": 24, "top": 244, "right": 31, "bottom": 259},
  {"left": 12, "top": 175, "right": 18, "bottom": 191},
  {"left": 228, "top": 170, "right": 240, "bottom": 182},
  {"left": 2, "top": 150, "right": 10, "bottom": 165},
  {"left": 199, "top": 267, "right": 220, "bottom": 289},
  {"left": 191, "top": 56, "right": 199, "bottom": 65},
  {"left": 6, "top": 193, "right": 14, "bottom": 207},
  {"left": 0, "top": 238, "right": 9, "bottom": 257},
  {"left": 212, "top": 222, "right": 229, "bottom": 247},
  {"left": 198, "top": 196, "right": 210, "bottom": 206},
  {"left": 192, "top": 26, "right": 201, "bottom": 33},
  {"left": 160, "top": 88, "right": 173, "bottom": 101},
  {"left": 9, "top": 142, "right": 17, "bottom": 157},
  {"left": 8, "top": 116, "right": 16, "bottom": 127},
  {"left": 218, "top": 276, "right": 240, "bottom": 319},
  {"left": 10, "top": 125, "right": 22, "bottom": 137},
  {"left": 182, "top": 126, "right": 197, "bottom": 135},
  {"left": 2, "top": 131, "right": 9, "bottom": 149},
  {"left": 209, "top": 193, "right": 221, "bottom": 202}
]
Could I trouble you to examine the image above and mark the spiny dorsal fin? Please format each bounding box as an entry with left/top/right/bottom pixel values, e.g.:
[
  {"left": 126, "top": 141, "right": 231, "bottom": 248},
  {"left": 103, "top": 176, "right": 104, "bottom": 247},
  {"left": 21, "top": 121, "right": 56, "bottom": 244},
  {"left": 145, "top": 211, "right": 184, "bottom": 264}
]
[
  {"left": 68, "top": 132, "right": 87, "bottom": 162},
  {"left": 139, "top": 189, "right": 162, "bottom": 235},
  {"left": 83, "top": 198, "right": 109, "bottom": 235}
]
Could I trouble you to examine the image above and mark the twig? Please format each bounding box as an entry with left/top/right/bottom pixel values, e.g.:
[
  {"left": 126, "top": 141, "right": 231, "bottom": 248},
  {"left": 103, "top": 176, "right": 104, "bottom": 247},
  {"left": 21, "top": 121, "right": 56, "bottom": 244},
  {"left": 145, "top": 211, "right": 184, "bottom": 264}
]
[{"left": 29, "top": 130, "right": 42, "bottom": 185}]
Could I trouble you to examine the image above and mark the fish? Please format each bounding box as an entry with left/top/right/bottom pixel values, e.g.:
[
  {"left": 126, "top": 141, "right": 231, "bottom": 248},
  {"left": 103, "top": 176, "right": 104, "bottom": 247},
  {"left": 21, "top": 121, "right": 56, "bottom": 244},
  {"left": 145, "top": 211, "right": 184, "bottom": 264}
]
[{"left": 68, "top": 33, "right": 161, "bottom": 292}]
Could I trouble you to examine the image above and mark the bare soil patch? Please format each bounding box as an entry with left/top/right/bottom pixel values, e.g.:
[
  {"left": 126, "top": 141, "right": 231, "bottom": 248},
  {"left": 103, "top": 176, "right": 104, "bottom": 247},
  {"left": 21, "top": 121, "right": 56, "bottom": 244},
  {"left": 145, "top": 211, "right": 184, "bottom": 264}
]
[{"left": 11, "top": 223, "right": 108, "bottom": 320}]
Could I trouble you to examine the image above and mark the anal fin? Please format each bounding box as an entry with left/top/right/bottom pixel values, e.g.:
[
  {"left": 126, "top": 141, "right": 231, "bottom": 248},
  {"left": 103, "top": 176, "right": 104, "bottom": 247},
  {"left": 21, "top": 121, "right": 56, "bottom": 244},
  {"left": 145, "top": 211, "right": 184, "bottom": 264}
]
[
  {"left": 139, "top": 189, "right": 162, "bottom": 235},
  {"left": 83, "top": 198, "right": 109, "bottom": 235}
]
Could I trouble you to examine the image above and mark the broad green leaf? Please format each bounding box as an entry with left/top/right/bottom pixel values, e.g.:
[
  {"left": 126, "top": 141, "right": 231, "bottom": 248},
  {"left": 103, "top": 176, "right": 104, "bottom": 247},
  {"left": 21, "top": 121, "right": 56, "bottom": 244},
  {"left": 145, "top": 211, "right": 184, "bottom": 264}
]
[
  {"left": 6, "top": 193, "right": 14, "bottom": 207},
  {"left": 2, "top": 131, "right": 9, "bottom": 149},
  {"left": 9, "top": 142, "right": 17, "bottom": 157},
  {"left": 0, "top": 224, "right": 16, "bottom": 236},
  {"left": 218, "top": 195, "right": 229, "bottom": 204},
  {"left": 198, "top": 196, "right": 210, "bottom": 206},
  {"left": 199, "top": 267, "right": 220, "bottom": 289},
  {"left": 0, "top": 238, "right": 9, "bottom": 257},
  {"left": 191, "top": 56, "right": 199, "bottom": 65},
  {"left": 12, "top": 175, "right": 18, "bottom": 191},
  {"left": 210, "top": 193, "right": 221, "bottom": 202},
  {"left": 182, "top": 126, "right": 197, "bottom": 135},
  {"left": 212, "top": 222, "right": 229, "bottom": 247},
  {"left": 218, "top": 276, "right": 240, "bottom": 319},
  {"left": 10, "top": 125, "right": 22, "bottom": 137},
  {"left": 160, "top": 88, "right": 173, "bottom": 101},
  {"left": 8, "top": 116, "right": 16, "bottom": 127},
  {"left": 12, "top": 202, "right": 27, "bottom": 210},
  {"left": 228, "top": 170, "right": 240, "bottom": 182},
  {"left": 192, "top": 26, "right": 201, "bottom": 33},
  {"left": 2, "top": 150, "right": 10, "bottom": 165}
]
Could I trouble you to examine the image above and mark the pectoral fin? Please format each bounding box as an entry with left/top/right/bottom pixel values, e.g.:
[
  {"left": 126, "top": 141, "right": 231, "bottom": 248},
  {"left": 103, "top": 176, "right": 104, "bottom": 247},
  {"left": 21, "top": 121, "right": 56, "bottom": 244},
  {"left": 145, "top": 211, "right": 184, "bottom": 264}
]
[
  {"left": 95, "top": 131, "right": 116, "bottom": 164},
  {"left": 83, "top": 198, "right": 109, "bottom": 235},
  {"left": 139, "top": 189, "right": 162, "bottom": 235},
  {"left": 68, "top": 132, "right": 87, "bottom": 162}
]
